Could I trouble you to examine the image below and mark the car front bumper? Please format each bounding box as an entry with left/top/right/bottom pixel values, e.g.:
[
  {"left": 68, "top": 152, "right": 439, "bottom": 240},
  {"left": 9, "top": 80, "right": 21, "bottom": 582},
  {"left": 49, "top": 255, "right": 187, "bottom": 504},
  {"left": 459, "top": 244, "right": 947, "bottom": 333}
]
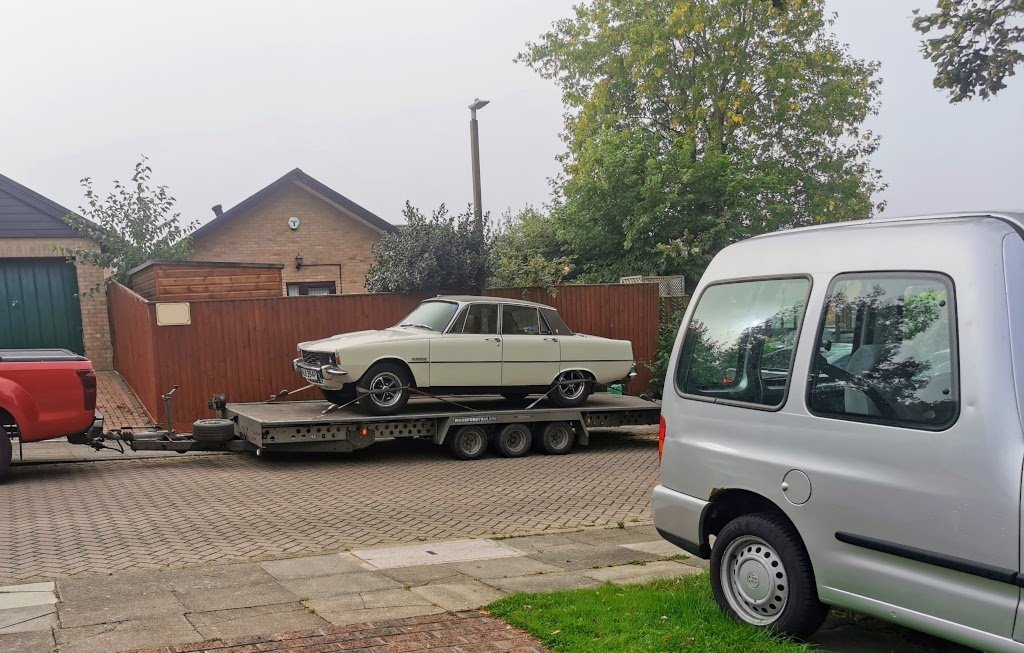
[
  {"left": 292, "top": 358, "right": 351, "bottom": 389},
  {"left": 652, "top": 484, "right": 710, "bottom": 558}
]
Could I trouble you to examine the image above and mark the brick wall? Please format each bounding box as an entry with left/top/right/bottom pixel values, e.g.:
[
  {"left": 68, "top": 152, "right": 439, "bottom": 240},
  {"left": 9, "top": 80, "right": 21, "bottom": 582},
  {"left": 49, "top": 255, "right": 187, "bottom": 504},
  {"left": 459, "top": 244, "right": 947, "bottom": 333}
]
[
  {"left": 191, "top": 183, "right": 385, "bottom": 294},
  {"left": 0, "top": 237, "right": 113, "bottom": 370}
]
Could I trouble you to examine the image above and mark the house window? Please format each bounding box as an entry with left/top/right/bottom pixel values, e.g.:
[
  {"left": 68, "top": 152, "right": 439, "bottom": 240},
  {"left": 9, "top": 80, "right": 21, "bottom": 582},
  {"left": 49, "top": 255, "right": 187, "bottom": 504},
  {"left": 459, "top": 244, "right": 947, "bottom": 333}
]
[{"left": 287, "top": 281, "right": 337, "bottom": 296}]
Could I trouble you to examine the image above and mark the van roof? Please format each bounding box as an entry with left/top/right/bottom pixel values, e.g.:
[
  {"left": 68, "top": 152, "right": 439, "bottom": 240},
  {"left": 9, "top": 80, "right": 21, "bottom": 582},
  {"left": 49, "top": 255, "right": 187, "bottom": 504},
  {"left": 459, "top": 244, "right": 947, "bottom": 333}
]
[{"left": 748, "top": 211, "right": 1024, "bottom": 242}]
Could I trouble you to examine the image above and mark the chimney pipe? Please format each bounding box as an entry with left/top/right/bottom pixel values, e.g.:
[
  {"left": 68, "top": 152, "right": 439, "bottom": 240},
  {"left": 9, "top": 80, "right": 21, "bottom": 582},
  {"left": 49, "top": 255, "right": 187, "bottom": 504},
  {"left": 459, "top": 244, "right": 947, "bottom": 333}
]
[{"left": 212, "top": 204, "right": 223, "bottom": 217}]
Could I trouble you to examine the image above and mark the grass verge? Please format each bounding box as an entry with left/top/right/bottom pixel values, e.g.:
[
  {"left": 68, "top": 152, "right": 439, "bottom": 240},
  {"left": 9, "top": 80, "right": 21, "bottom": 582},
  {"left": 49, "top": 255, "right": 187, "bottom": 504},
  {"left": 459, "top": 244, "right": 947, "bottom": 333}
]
[{"left": 487, "top": 572, "right": 811, "bottom": 653}]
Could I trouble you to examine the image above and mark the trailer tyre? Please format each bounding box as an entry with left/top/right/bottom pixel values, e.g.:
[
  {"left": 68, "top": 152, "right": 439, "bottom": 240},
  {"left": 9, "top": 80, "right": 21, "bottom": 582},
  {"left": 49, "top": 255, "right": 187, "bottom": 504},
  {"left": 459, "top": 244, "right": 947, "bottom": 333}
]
[
  {"left": 192, "top": 418, "right": 235, "bottom": 443},
  {"left": 540, "top": 421, "right": 575, "bottom": 455},
  {"left": 0, "top": 426, "right": 11, "bottom": 483},
  {"left": 447, "top": 425, "right": 488, "bottom": 460},
  {"left": 494, "top": 424, "right": 532, "bottom": 457}
]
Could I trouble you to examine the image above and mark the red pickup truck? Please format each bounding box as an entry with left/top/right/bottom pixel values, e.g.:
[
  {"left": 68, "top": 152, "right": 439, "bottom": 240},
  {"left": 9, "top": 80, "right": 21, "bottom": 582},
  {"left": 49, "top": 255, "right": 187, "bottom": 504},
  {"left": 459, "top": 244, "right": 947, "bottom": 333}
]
[{"left": 0, "top": 349, "right": 101, "bottom": 481}]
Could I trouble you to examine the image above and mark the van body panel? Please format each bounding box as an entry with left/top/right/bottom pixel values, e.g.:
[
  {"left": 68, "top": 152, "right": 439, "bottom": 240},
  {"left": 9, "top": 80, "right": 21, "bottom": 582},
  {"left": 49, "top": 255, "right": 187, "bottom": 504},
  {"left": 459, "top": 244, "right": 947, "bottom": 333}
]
[{"left": 656, "top": 213, "right": 1024, "bottom": 649}]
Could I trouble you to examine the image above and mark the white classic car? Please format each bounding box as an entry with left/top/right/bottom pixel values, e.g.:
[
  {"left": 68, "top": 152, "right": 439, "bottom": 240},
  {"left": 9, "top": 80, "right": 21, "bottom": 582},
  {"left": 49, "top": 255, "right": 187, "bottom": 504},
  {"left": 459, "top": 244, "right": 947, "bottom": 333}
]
[{"left": 293, "top": 296, "right": 636, "bottom": 415}]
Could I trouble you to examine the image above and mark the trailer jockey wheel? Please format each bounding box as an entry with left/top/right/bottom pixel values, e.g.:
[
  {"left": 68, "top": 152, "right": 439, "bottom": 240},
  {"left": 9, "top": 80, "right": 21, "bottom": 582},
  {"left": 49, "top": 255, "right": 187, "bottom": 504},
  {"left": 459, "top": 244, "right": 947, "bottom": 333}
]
[
  {"left": 0, "top": 426, "right": 11, "bottom": 483},
  {"left": 494, "top": 424, "right": 532, "bottom": 457},
  {"left": 192, "top": 418, "right": 235, "bottom": 443},
  {"left": 447, "top": 425, "right": 489, "bottom": 460}
]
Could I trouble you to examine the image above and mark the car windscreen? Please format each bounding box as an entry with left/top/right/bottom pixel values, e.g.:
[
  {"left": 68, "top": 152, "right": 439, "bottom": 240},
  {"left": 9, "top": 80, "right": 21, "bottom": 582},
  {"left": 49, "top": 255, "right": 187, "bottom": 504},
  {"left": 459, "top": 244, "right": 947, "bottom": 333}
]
[{"left": 397, "top": 301, "right": 458, "bottom": 332}]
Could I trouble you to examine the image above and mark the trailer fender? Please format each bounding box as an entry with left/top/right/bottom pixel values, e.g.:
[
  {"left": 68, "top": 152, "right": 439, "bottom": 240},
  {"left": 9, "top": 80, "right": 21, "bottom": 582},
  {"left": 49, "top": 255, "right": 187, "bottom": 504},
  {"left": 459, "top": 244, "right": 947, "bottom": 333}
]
[{"left": 434, "top": 414, "right": 500, "bottom": 446}]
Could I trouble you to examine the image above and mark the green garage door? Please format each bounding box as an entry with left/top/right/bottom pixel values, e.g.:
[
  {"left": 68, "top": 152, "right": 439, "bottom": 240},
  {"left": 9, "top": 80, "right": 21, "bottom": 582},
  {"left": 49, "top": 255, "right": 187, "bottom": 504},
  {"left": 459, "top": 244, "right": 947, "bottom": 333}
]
[{"left": 0, "top": 258, "right": 84, "bottom": 354}]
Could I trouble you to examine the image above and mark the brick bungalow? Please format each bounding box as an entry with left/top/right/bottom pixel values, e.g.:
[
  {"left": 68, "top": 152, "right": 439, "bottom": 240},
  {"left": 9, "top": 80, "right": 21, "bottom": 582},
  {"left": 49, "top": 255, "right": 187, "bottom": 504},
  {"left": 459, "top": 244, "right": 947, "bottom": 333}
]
[
  {"left": 190, "top": 169, "right": 397, "bottom": 295},
  {"left": 0, "top": 173, "right": 112, "bottom": 369}
]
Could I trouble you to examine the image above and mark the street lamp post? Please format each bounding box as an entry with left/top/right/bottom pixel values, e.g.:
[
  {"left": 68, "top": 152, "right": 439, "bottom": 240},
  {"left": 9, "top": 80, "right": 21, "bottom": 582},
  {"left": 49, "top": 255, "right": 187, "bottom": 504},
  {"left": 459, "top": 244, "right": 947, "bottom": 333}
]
[{"left": 468, "top": 98, "right": 490, "bottom": 233}]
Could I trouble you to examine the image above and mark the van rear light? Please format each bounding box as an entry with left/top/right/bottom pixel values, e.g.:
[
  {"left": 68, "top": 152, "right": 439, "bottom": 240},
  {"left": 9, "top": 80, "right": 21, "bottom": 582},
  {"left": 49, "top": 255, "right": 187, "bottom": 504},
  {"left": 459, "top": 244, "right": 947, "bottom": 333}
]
[
  {"left": 77, "top": 369, "right": 97, "bottom": 411},
  {"left": 658, "top": 415, "right": 666, "bottom": 462}
]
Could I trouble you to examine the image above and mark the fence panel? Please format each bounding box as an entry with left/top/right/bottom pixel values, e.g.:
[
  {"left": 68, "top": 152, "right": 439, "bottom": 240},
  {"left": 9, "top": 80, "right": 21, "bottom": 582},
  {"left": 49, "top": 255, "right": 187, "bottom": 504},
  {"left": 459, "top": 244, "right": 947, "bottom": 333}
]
[{"left": 107, "top": 283, "right": 159, "bottom": 422}]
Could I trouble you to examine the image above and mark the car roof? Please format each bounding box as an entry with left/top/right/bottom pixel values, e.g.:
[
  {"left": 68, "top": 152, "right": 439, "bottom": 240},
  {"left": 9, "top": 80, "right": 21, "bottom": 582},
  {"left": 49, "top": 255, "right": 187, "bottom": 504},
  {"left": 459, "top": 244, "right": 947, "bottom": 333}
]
[{"left": 430, "top": 295, "right": 555, "bottom": 310}]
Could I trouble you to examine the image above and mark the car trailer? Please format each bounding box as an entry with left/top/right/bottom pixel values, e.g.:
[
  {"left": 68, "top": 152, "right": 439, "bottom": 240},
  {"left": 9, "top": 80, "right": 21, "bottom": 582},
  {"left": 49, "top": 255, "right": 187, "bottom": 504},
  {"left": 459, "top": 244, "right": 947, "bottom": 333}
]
[{"left": 82, "top": 389, "right": 661, "bottom": 460}]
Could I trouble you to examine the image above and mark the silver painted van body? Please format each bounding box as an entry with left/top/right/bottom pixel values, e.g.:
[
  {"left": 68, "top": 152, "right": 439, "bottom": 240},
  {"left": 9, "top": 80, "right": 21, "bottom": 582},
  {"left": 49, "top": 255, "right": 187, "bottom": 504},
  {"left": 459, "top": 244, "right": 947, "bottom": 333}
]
[{"left": 654, "top": 212, "right": 1024, "bottom": 651}]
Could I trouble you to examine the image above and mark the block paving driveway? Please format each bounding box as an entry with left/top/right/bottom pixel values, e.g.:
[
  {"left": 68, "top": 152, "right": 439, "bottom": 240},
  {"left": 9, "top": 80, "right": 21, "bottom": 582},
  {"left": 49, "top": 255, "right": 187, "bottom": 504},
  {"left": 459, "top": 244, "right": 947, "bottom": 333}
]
[{"left": 0, "top": 429, "right": 657, "bottom": 584}]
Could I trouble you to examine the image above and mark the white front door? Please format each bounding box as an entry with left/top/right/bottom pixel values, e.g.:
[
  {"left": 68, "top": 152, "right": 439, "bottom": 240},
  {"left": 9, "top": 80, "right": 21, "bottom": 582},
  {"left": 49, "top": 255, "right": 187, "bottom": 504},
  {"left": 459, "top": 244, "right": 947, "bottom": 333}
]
[
  {"left": 500, "top": 304, "right": 559, "bottom": 386},
  {"left": 429, "top": 303, "right": 501, "bottom": 387}
]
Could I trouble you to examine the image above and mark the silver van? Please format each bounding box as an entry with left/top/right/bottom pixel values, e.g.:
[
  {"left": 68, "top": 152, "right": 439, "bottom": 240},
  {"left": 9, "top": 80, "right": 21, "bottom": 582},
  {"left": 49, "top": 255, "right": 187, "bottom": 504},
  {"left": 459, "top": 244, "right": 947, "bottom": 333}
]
[{"left": 653, "top": 212, "right": 1024, "bottom": 651}]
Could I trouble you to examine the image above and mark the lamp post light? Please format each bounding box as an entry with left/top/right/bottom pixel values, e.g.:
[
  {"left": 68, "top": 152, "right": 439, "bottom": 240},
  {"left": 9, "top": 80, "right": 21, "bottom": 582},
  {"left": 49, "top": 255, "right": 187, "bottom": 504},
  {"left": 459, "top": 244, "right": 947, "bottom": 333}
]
[{"left": 468, "top": 98, "right": 490, "bottom": 232}]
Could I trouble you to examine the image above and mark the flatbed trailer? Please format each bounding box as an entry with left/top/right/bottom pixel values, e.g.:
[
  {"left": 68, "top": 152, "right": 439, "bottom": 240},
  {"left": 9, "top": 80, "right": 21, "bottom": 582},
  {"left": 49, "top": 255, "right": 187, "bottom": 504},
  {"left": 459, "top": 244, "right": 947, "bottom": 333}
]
[{"left": 92, "top": 393, "right": 661, "bottom": 460}]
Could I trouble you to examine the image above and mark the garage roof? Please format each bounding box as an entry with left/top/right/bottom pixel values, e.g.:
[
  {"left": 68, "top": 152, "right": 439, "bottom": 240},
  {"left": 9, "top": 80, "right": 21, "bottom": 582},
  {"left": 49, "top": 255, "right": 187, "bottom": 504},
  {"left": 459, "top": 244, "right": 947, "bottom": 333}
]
[{"left": 0, "top": 172, "right": 78, "bottom": 238}]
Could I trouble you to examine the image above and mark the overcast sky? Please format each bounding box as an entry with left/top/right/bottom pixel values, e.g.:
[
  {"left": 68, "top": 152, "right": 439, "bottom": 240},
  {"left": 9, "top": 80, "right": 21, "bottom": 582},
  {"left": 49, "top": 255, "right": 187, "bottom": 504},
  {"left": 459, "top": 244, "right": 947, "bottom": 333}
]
[{"left": 2, "top": 0, "right": 1021, "bottom": 230}]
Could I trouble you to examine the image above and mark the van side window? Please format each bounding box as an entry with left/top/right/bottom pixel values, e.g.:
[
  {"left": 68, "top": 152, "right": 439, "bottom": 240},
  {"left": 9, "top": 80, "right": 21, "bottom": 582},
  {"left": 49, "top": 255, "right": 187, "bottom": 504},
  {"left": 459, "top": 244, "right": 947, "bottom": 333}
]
[
  {"left": 807, "top": 273, "right": 958, "bottom": 429},
  {"left": 675, "top": 277, "right": 810, "bottom": 408}
]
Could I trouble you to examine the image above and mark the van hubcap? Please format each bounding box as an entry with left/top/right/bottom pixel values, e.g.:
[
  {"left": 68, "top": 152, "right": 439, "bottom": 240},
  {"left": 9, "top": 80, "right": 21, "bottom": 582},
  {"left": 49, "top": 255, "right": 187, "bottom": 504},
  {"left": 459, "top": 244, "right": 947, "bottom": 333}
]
[
  {"left": 720, "top": 536, "right": 789, "bottom": 625},
  {"left": 368, "top": 372, "right": 403, "bottom": 407}
]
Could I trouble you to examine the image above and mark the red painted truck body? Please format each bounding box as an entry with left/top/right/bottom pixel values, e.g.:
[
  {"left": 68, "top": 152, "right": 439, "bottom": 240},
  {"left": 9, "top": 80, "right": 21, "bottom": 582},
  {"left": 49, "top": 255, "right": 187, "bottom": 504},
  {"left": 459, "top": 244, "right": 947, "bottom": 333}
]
[{"left": 1, "top": 349, "right": 100, "bottom": 480}]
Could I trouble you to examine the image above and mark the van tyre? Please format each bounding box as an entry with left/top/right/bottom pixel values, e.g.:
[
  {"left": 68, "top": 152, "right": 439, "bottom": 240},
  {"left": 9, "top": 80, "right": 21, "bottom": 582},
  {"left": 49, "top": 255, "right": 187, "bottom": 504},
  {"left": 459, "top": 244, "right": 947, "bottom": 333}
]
[
  {"left": 192, "top": 419, "right": 235, "bottom": 443},
  {"left": 548, "top": 370, "right": 591, "bottom": 408},
  {"left": 539, "top": 421, "right": 575, "bottom": 455},
  {"left": 0, "top": 426, "right": 11, "bottom": 483},
  {"left": 710, "top": 512, "right": 828, "bottom": 640},
  {"left": 358, "top": 362, "right": 411, "bottom": 416},
  {"left": 494, "top": 424, "right": 532, "bottom": 457},
  {"left": 447, "top": 425, "right": 488, "bottom": 460}
]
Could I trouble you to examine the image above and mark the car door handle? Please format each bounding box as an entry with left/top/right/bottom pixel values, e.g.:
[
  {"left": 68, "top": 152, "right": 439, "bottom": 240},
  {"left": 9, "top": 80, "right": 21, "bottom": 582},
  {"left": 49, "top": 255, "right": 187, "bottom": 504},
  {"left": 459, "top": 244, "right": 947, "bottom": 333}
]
[
  {"left": 484, "top": 337, "right": 501, "bottom": 343},
  {"left": 544, "top": 337, "right": 559, "bottom": 342}
]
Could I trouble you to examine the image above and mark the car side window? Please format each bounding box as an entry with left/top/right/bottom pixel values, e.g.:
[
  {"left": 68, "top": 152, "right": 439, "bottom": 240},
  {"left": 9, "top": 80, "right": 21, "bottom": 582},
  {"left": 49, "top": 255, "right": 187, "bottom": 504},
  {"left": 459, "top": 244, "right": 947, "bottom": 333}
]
[
  {"left": 540, "top": 308, "right": 573, "bottom": 336},
  {"left": 460, "top": 303, "right": 498, "bottom": 335},
  {"left": 675, "top": 277, "right": 810, "bottom": 408},
  {"left": 501, "top": 305, "right": 541, "bottom": 335},
  {"left": 807, "top": 273, "right": 958, "bottom": 429}
]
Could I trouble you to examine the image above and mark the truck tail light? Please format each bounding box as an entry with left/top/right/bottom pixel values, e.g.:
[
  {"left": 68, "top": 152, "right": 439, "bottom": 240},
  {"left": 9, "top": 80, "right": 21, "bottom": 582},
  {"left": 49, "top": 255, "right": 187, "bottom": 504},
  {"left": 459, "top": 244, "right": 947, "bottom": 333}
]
[
  {"left": 77, "top": 369, "right": 97, "bottom": 411},
  {"left": 658, "top": 415, "right": 666, "bottom": 462}
]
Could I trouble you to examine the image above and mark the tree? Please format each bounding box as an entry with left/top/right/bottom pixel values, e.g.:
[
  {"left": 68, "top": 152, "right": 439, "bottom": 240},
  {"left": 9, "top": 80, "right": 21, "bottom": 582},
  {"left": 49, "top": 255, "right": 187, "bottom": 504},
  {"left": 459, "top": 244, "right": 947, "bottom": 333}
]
[
  {"left": 517, "top": 0, "right": 883, "bottom": 283},
  {"left": 913, "top": 0, "right": 1024, "bottom": 102},
  {"left": 365, "top": 202, "right": 491, "bottom": 293},
  {"left": 61, "top": 157, "right": 197, "bottom": 285},
  {"left": 490, "top": 207, "right": 575, "bottom": 292}
]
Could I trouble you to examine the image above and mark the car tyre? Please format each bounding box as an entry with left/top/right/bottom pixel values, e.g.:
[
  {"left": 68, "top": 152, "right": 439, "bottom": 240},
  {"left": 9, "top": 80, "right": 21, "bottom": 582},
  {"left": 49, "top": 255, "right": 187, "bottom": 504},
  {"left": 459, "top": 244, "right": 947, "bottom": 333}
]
[
  {"left": 710, "top": 512, "right": 828, "bottom": 640},
  {"left": 548, "top": 370, "right": 592, "bottom": 408},
  {"left": 493, "top": 424, "right": 532, "bottom": 457},
  {"left": 539, "top": 421, "right": 575, "bottom": 455},
  {"left": 321, "top": 385, "right": 357, "bottom": 406},
  {"left": 0, "top": 426, "right": 11, "bottom": 483},
  {"left": 192, "top": 418, "right": 235, "bottom": 443},
  {"left": 446, "top": 425, "right": 489, "bottom": 460},
  {"left": 357, "top": 362, "right": 411, "bottom": 416}
]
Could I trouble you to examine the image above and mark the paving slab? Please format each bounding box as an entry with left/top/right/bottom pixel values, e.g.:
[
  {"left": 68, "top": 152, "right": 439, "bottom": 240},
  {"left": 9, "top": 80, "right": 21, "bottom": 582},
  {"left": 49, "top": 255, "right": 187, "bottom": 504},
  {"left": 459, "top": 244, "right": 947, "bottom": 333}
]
[
  {"left": 376, "top": 563, "right": 474, "bottom": 586},
  {"left": 0, "top": 629, "right": 55, "bottom": 653},
  {"left": 0, "top": 581, "right": 57, "bottom": 610},
  {"left": 563, "top": 525, "right": 660, "bottom": 544},
  {"left": 259, "top": 553, "right": 365, "bottom": 580},
  {"left": 359, "top": 588, "right": 434, "bottom": 609},
  {"left": 303, "top": 593, "right": 364, "bottom": 615},
  {"left": 488, "top": 570, "right": 602, "bottom": 594},
  {"left": 160, "top": 563, "right": 279, "bottom": 592},
  {"left": 351, "top": 538, "right": 522, "bottom": 569},
  {"left": 58, "top": 589, "right": 185, "bottom": 628},
  {"left": 620, "top": 539, "right": 688, "bottom": 557},
  {"left": 186, "top": 601, "right": 329, "bottom": 639},
  {"left": 278, "top": 571, "right": 402, "bottom": 599},
  {"left": 173, "top": 581, "right": 297, "bottom": 612},
  {"left": 528, "top": 542, "right": 663, "bottom": 571},
  {"left": 0, "top": 603, "right": 58, "bottom": 633},
  {"left": 57, "top": 570, "right": 173, "bottom": 602},
  {"left": 447, "top": 556, "right": 563, "bottom": 580},
  {"left": 314, "top": 603, "right": 446, "bottom": 627},
  {"left": 583, "top": 560, "right": 702, "bottom": 584},
  {"left": 56, "top": 613, "right": 201, "bottom": 653},
  {"left": 410, "top": 580, "right": 506, "bottom": 611},
  {"left": 499, "top": 533, "right": 581, "bottom": 554}
]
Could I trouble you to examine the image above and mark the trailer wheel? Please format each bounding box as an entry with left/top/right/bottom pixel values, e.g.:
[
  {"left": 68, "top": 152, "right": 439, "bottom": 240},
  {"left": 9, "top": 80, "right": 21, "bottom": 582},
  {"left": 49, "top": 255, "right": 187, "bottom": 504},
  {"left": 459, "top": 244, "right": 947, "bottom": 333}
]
[
  {"left": 540, "top": 421, "right": 575, "bottom": 455},
  {"left": 0, "top": 426, "right": 11, "bottom": 483},
  {"left": 192, "top": 418, "right": 235, "bottom": 443},
  {"left": 447, "top": 425, "right": 488, "bottom": 460},
  {"left": 494, "top": 424, "right": 532, "bottom": 457}
]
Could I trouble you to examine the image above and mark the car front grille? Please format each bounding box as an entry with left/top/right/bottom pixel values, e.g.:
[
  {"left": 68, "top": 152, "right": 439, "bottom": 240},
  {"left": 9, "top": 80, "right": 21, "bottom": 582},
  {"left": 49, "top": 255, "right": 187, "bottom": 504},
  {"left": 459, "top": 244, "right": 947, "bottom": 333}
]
[{"left": 301, "top": 350, "right": 332, "bottom": 367}]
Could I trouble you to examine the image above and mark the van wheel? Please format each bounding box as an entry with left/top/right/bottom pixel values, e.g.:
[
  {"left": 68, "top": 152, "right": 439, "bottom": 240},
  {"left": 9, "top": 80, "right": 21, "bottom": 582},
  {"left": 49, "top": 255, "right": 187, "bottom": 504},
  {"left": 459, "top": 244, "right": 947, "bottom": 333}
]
[
  {"left": 710, "top": 512, "right": 828, "bottom": 640},
  {"left": 548, "top": 370, "right": 591, "bottom": 408},
  {"left": 493, "top": 424, "right": 532, "bottom": 457},
  {"left": 447, "top": 425, "right": 488, "bottom": 460},
  {"left": 358, "top": 362, "right": 411, "bottom": 416},
  {"left": 539, "top": 421, "right": 575, "bottom": 455},
  {"left": 0, "top": 426, "right": 11, "bottom": 483}
]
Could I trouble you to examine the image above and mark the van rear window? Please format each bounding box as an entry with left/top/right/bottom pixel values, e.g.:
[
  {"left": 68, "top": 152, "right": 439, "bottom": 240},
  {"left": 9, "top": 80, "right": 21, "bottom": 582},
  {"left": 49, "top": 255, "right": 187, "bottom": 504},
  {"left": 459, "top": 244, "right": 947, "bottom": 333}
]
[{"left": 675, "top": 277, "right": 810, "bottom": 408}]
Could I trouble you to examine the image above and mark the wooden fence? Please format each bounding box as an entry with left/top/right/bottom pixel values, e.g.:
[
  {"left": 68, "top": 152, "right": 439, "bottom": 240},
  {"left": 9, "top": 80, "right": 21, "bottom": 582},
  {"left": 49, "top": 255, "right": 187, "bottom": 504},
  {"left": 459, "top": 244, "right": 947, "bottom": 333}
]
[{"left": 107, "top": 283, "right": 660, "bottom": 432}]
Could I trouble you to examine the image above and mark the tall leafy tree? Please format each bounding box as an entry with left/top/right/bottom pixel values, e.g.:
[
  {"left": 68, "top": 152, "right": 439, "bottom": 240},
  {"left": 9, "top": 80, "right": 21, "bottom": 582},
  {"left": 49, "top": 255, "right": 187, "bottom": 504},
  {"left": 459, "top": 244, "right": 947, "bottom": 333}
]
[
  {"left": 490, "top": 207, "right": 574, "bottom": 292},
  {"left": 913, "top": 0, "right": 1024, "bottom": 102},
  {"left": 365, "top": 203, "right": 491, "bottom": 293},
  {"left": 518, "top": 0, "right": 883, "bottom": 283},
  {"left": 61, "top": 157, "right": 197, "bottom": 285}
]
